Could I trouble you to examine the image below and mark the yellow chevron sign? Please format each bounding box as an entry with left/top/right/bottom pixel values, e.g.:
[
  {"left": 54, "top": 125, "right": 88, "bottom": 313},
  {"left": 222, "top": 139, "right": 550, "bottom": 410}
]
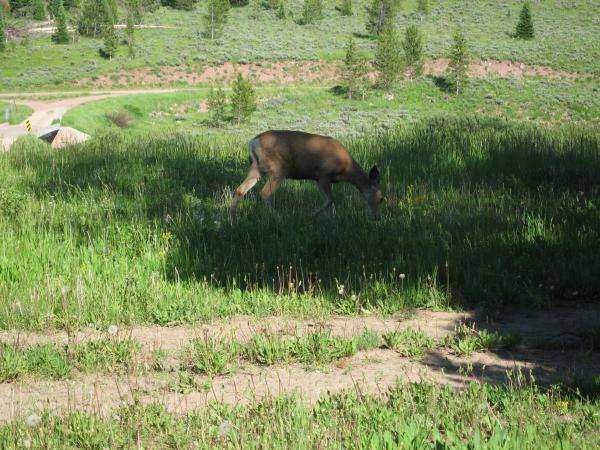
[{"left": 25, "top": 119, "right": 32, "bottom": 132}]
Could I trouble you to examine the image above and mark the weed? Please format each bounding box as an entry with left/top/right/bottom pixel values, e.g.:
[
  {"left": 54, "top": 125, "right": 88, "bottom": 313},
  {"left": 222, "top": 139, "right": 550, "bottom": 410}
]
[{"left": 382, "top": 329, "right": 435, "bottom": 359}]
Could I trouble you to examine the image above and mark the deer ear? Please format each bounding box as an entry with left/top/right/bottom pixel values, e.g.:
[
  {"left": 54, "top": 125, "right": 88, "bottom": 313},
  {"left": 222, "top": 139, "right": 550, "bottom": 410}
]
[{"left": 369, "top": 166, "right": 380, "bottom": 186}]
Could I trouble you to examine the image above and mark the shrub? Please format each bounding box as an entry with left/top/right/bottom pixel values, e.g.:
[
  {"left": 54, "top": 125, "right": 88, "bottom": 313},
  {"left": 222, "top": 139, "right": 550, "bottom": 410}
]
[
  {"left": 106, "top": 110, "right": 133, "bottom": 127},
  {"left": 301, "top": 0, "right": 323, "bottom": 25},
  {"left": 230, "top": 73, "right": 256, "bottom": 124}
]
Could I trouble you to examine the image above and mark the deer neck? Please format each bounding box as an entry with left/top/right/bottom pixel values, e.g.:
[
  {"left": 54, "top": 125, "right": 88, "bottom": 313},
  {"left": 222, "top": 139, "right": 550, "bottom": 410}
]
[{"left": 347, "top": 161, "right": 371, "bottom": 194}]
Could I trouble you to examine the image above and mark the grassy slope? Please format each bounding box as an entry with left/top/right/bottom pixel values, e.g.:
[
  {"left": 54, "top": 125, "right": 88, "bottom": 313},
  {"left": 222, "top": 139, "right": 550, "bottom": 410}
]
[
  {"left": 60, "top": 79, "right": 600, "bottom": 138},
  {"left": 0, "top": 102, "right": 33, "bottom": 125},
  {"left": 1, "top": 0, "right": 599, "bottom": 90},
  {"left": 1, "top": 119, "right": 599, "bottom": 330}
]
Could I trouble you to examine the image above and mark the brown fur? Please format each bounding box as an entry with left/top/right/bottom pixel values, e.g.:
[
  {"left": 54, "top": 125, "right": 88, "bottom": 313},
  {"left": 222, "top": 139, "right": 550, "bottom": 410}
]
[{"left": 230, "top": 130, "right": 383, "bottom": 220}]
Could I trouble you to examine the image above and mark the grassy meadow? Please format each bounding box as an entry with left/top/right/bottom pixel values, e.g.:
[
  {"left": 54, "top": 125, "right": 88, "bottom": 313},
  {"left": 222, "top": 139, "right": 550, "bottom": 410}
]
[
  {"left": 60, "top": 78, "right": 600, "bottom": 139},
  {"left": 1, "top": 117, "right": 599, "bottom": 330},
  {"left": 1, "top": 0, "right": 599, "bottom": 90}
]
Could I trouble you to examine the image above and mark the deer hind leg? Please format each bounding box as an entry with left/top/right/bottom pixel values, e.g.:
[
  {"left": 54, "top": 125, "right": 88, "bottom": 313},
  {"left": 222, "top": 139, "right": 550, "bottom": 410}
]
[
  {"left": 312, "top": 177, "right": 335, "bottom": 216},
  {"left": 259, "top": 176, "right": 284, "bottom": 208},
  {"left": 230, "top": 163, "right": 261, "bottom": 216}
]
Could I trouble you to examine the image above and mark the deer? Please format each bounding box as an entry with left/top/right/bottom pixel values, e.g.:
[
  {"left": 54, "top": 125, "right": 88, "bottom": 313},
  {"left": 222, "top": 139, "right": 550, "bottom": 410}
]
[{"left": 230, "top": 130, "right": 383, "bottom": 220}]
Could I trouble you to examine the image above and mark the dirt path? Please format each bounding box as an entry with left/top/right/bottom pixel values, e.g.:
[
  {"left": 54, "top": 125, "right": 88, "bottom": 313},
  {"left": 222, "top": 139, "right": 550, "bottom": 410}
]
[{"left": 1, "top": 306, "right": 599, "bottom": 424}]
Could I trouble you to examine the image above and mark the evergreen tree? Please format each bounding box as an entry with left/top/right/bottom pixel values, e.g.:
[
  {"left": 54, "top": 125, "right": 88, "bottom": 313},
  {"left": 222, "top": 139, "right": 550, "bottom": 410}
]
[
  {"left": 402, "top": 24, "right": 424, "bottom": 79},
  {"left": 230, "top": 73, "right": 256, "bottom": 124},
  {"left": 341, "top": 36, "right": 369, "bottom": 99},
  {"left": 301, "top": 0, "right": 323, "bottom": 24},
  {"left": 515, "top": 2, "right": 534, "bottom": 39},
  {"left": 447, "top": 29, "right": 469, "bottom": 95},
  {"left": 203, "top": 0, "right": 229, "bottom": 40},
  {"left": 32, "top": 0, "right": 46, "bottom": 20},
  {"left": 374, "top": 20, "right": 402, "bottom": 90},
  {"left": 207, "top": 86, "right": 227, "bottom": 127},
  {"left": 276, "top": 0, "right": 285, "bottom": 19},
  {"left": 101, "top": 15, "right": 118, "bottom": 59},
  {"left": 0, "top": 8, "right": 6, "bottom": 53},
  {"left": 416, "top": 0, "right": 429, "bottom": 15},
  {"left": 340, "top": 0, "right": 352, "bottom": 16},
  {"left": 125, "top": 4, "right": 135, "bottom": 57},
  {"left": 51, "top": 0, "right": 69, "bottom": 43},
  {"left": 107, "top": 0, "right": 118, "bottom": 22},
  {"left": 78, "top": 0, "right": 112, "bottom": 37},
  {"left": 365, "top": 0, "right": 398, "bottom": 36}
]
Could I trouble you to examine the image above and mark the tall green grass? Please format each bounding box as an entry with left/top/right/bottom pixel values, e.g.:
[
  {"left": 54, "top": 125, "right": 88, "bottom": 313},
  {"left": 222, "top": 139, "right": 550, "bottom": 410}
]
[{"left": 1, "top": 117, "right": 599, "bottom": 329}]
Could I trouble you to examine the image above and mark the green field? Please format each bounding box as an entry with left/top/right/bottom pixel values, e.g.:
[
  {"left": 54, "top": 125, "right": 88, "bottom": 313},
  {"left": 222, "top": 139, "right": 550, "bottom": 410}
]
[
  {"left": 60, "top": 79, "right": 600, "bottom": 139},
  {"left": 1, "top": 0, "right": 599, "bottom": 90},
  {"left": 2, "top": 118, "right": 599, "bottom": 329}
]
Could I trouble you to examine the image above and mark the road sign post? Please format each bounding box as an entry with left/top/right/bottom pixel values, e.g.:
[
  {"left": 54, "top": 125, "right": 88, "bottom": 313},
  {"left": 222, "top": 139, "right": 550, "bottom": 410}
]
[{"left": 26, "top": 119, "right": 32, "bottom": 133}]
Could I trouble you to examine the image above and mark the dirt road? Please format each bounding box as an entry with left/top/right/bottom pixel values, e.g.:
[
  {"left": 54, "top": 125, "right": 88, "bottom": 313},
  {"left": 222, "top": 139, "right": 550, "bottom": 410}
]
[{"left": 0, "top": 88, "right": 188, "bottom": 150}]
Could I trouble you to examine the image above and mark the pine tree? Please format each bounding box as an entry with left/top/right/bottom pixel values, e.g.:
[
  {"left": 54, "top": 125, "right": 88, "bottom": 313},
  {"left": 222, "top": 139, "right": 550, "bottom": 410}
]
[
  {"left": 374, "top": 20, "right": 402, "bottom": 90},
  {"left": 51, "top": 0, "right": 69, "bottom": 43},
  {"left": 125, "top": 5, "right": 135, "bottom": 57},
  {"left": 230, "top": 73, "right": 256, "bottom": 124},
  {"left": 0, "top": 8, "right": 6, "bottom": 53},
  {"left": 340, "top": 0, "right": 352, "bottom": 16},
  {"left": 447, "top": 29, "right": 469, "bottom": 95},
  {"left": 207, "top": 86, "right": 227, "bottom": 127},
  {"left": 341, "top": 36, "right": 369, "bottom": 99},
  {"left": 416, "top": 0, "right": 429, "bottom": 16},
  {"left": 302, "top": 0, "right": 323, "bottom": 25},
  {"left": 101, "top": 16, "right": 118, "bottom": 59},
  {"left": 32, "top": 0, "right": 46, "bottom": 20},
  {"left": 515, "top": 2, "right": 534, "bottom": 39},
  {"left": 203, "top": 0, "right": 229, "bottom": 40},
  {"left": 402, "top": 24, "right": 424, "bottom": 79},
  {"left": 365, "top": 0, "right": 398, "bottom": 36}
]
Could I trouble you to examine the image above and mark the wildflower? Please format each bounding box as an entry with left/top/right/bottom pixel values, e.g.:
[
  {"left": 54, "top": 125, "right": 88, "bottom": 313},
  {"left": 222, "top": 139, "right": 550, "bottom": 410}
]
[
  {"left": 23, "top": 439, "right": 31, "bottom": 449},
  {"left": 26, "top": 414, "right": 41, "bottom": 427},
  {"left": 351, "top": 294, "right": 357, "bottom": 301},
  {"left": 399, "top": 273, "right": 406, "bottom": 280},
  {"left": 338, "top": 285, "right": 346, "bottom": 296},
  {"left": 108, "top": 325, "right": 118, "bottom": 336}
]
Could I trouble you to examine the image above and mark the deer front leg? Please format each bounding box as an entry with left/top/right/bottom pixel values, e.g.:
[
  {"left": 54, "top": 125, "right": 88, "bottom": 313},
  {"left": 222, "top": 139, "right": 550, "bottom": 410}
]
[{"left": 313, "top": 177, "right": 334, "bottom": 216}]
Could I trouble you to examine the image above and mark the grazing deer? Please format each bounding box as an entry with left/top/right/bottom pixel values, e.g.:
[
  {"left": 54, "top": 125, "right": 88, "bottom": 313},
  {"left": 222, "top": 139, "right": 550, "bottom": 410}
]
[{"left": 230, "top": 130, "right": 383, "bottom": 220}]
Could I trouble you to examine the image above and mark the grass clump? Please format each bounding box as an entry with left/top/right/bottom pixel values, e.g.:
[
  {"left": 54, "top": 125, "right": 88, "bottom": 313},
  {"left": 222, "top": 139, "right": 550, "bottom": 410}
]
[
  {"left": 443, "top": 323, "right": 521, "bottom": 357},
  {"left": 184, "top": 335, "right": 241, "bottom": 376},
  {"left": 382, "top": 329, "right": 435, "bottom": 359},
  {"left": 0, "top": 338, "right": 139, "bottom": 381}
]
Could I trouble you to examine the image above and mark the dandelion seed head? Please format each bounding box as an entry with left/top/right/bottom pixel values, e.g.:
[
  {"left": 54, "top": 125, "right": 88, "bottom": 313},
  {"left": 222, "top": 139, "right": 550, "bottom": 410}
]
[{"left": 26, "top": 414, "right": 41, "bottom": 427}]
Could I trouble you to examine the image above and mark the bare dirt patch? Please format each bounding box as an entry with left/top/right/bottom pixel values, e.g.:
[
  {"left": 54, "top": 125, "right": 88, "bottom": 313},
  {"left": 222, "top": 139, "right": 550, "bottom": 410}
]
[
  {"left": 1, "top": 306, "right": 599, "bottom": 423},
  {"left": 74, "top": 58, "right": 584, "bottom": 89}
]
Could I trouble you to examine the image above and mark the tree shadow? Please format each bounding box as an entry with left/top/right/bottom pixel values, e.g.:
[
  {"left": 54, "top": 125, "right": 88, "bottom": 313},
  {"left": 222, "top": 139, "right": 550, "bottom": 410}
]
[{"left": 428, "top": 74, "right": 453, "bottom": 93}]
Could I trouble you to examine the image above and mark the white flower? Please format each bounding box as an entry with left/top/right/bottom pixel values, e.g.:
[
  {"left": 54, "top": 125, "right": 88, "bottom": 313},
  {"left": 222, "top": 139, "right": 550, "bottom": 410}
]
[
  {"left": 23, "top": 439, "right": 31, "bottom": 449},
  {"left": 26, "top": 413, "right": 41, "bottom": 427},
  {"left": 351, "top": 294, "right": 357, "bottom": 301},
  {"left": 108, "top": 325, "right": 118, "bottom": 336},
  {"left": 338, "top": 284, "right": 345, "bottom": 296},
  {"left": 218, "top": 420, "right": 233, "bottom": 437},
  {"left": 399, "top": 273, "right": 406, "bottom": 280}
]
